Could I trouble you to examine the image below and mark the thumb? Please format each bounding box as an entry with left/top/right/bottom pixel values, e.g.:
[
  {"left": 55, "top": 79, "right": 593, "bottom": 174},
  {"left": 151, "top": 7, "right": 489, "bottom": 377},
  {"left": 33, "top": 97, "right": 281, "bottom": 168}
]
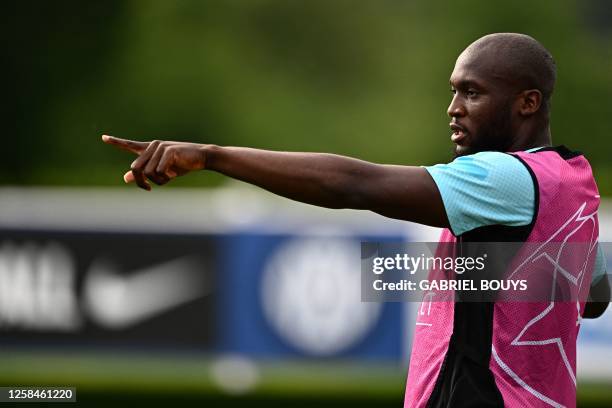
[{"left": 123, "top": 170, "right": 135, "bottom": 183}]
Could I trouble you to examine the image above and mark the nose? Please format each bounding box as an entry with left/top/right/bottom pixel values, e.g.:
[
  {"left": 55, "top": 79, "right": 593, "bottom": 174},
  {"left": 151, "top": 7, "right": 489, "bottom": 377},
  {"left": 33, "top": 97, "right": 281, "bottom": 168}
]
[{"left": 447, "top": 94, "right": 466, "bottom": 118}]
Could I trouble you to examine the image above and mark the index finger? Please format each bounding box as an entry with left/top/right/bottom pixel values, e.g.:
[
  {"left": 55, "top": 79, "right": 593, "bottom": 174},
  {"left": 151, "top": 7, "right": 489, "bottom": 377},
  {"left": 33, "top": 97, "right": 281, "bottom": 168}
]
[{"left": 102, "top": 135, "right": 149, "bottom": 154}]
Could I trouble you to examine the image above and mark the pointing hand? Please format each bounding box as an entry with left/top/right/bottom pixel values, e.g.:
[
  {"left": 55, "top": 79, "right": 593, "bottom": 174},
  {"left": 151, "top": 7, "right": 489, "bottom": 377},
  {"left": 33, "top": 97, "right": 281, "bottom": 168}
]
[{"left": 102, "top": 135, "right": 207, "bottom": 191}]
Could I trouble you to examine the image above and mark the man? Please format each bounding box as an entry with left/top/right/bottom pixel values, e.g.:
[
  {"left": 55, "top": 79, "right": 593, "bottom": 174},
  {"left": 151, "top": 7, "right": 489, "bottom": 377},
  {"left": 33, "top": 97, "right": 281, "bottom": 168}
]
[{"left": 103, "top": 33, "right": 608, "bottom": 407}]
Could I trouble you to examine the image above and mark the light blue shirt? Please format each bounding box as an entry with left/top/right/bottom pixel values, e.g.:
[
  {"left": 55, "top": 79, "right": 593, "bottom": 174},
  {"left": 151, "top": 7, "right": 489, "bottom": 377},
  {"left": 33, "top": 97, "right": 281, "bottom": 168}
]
[{"left": 425, "top": 149, "right": 606, "bottom": 286}]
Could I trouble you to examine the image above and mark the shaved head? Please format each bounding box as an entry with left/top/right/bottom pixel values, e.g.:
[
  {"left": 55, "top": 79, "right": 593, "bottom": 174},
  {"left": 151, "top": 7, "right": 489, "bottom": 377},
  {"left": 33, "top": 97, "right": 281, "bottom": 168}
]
[
  {"left": 447, "top": 33, "right": 556, "bottom": 157},
  {"left": 460, "top": 33, "right": 556, "bottom": 114}
]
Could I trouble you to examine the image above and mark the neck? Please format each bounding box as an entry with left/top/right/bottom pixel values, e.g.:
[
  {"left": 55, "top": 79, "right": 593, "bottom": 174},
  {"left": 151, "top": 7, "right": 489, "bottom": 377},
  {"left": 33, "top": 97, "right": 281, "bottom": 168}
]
[{"left": 507, "top": 123, "right": 552, "bottom": 152}]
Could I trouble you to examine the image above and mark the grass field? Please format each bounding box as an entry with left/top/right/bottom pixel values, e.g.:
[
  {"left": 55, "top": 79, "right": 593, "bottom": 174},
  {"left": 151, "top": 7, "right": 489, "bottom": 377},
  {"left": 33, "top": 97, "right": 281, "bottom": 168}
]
[{"left": 1, "top": 349, "right": 611, "bottom": 407}]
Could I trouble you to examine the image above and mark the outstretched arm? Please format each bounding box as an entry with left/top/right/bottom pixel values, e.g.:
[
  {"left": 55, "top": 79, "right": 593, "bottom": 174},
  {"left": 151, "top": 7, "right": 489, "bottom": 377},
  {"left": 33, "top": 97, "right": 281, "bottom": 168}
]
[{"left": 102, "top": 135, "right": 449, "bottom": 228}]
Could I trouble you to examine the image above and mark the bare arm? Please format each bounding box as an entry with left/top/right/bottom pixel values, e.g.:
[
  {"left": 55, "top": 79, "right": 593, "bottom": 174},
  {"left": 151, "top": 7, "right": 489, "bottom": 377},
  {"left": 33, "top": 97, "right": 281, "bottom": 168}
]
[{"left": 102, "top": 136, "right": 449, "bottom": 228}]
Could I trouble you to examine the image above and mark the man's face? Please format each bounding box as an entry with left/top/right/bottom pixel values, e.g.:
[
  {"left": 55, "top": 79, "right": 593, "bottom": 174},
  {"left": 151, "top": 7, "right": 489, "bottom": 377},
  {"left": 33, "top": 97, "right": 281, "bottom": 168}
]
[{"left": 447, "top": 51, "right": 517, "bottom": 157}]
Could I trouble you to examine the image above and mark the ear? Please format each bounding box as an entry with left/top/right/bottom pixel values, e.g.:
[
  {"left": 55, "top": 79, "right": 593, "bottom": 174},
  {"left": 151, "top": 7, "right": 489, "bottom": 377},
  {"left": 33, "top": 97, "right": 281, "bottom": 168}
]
[{"left": 518, "top": 89, "right": 542, "bottom": 116}]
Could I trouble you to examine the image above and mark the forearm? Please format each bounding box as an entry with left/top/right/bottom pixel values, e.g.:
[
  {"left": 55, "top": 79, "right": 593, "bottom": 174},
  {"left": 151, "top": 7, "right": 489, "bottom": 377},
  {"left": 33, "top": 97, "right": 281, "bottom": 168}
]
[
  {"left": 102, "top": 135, "right": 448, "bottom": 227},
  {"left": 205, "top": 145, "right": 377, "bottom": 209}
]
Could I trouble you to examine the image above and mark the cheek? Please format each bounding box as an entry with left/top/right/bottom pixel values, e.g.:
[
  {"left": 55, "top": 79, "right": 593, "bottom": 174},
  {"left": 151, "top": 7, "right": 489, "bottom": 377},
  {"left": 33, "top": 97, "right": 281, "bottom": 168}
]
[
  {"left": 468, "top": 98, "right": 492, "bottom": 116},
  {"left": 464, "top": 105, "right": 487, "bottom": 131},
  {"left": 468, "top": 100, "right": 498, "bottom": 128}
]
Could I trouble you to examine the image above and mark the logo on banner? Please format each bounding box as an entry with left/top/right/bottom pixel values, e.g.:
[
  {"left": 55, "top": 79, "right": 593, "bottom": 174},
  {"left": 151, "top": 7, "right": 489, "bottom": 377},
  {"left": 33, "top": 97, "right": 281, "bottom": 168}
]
[{"left": 261, "top": 237, "right": 381, "bottom": 356}]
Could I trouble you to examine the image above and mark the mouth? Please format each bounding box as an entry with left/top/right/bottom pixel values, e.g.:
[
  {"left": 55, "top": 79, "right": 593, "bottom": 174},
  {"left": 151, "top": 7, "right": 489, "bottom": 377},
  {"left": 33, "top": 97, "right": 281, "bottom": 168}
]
[{"left": 450, "top": 122, "right": 467, "bottom": 144}]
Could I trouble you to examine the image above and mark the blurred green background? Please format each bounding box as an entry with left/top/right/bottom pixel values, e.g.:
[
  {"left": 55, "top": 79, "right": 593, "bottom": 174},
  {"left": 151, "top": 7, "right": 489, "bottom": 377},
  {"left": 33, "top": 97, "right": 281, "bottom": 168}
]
[
  {"left": 4, "top": 0, "right": 612, "bottom": 193},
  {"left": 3, "top": 1, "right": 612, "bottom": 407}
]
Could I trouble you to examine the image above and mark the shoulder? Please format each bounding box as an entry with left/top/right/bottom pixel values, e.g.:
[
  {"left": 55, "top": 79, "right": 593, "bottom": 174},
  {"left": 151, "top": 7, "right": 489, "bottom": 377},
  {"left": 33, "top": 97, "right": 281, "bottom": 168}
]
[
  {"left": 427, "top": 151, "right": 531, "bottom": 184},
  {"left": 425, "top": 152, "right": 535, "bottom": 236}
]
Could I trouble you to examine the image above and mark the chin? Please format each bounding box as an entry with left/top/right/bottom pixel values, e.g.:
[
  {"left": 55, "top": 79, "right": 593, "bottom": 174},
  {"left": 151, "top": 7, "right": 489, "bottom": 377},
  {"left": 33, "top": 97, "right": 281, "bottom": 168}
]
[{"left": 454, "top": 145, "right": 472, "bottom": 158}]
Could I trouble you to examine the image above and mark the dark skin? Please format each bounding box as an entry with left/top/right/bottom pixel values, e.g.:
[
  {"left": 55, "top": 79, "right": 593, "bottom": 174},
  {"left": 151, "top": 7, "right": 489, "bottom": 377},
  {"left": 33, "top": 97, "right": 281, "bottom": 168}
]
[
  {"left": 102, "top": 41, "right": 608, "bottom": 317},
  {"left": 101, "top": 137, "right": 448, "bottom": 228},
  {"left": 448, "top": 45, "right": 552, "bottom": 157}
]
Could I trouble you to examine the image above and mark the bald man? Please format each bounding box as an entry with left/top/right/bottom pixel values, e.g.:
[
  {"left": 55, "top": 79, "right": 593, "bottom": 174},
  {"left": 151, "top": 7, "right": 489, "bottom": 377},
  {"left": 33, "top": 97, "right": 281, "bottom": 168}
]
[{"left": 103, "top": 33, "right": 609, "bottom": 407}]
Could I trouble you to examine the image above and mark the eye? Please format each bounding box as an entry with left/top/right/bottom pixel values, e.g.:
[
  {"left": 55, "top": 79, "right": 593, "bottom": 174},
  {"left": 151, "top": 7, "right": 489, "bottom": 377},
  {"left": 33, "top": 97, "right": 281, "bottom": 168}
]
[
  {"left": 467, "top": 89, "right": 478, "bottom": 97},
  {"left": 450, "top": 88, "right": 457, "bottom": 95}
]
